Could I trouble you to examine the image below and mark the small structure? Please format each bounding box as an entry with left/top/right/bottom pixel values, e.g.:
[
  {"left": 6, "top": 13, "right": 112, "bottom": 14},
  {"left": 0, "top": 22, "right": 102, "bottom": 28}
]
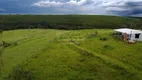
[{"left": 114, "top": 28, "right": 142, "bottom": 42}]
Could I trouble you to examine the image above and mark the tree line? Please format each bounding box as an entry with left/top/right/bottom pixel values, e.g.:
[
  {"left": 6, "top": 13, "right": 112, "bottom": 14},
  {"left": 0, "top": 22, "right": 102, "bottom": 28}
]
[{"left": 0, "top": 15, "right": 142, "bottom": 30}]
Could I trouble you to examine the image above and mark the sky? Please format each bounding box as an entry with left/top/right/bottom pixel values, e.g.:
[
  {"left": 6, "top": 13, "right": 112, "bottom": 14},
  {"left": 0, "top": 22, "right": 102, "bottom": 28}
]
[{"left": 0, "top": 0, "right": 142, "bottom": 16}]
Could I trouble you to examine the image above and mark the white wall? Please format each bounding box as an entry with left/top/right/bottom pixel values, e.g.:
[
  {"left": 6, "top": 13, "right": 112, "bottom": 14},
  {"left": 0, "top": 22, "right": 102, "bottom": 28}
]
[
  {"left": 130, "top": 33, "right": 142, "bottom": 41},
  {"left": 138, "top": 34, "right": 142, "bottom": 41}
]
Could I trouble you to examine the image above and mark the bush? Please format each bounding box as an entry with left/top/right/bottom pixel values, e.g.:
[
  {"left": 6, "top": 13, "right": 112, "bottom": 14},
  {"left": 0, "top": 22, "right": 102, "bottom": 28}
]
[
  {"left": 100, "top": 37, "right": 108, "bottom": 41},
  {"left": 13, "top": 42, "right": 18, "bottom": 46},
  {"left": 2, "top": 41, "right": 11, "bottom": 48},
  {"left": 0, "top": 30, "right": 2, "bottom": 34},
  {"left": 103, "top": 45, "right": 110, "bottom": 48},
  {"left": 5, "top": 65, "right": 34, "bottom": 80},
  {"left": 0, "top": 41, "right": 18, "bottom": 48},
  {"left": 103, "top": 44, "right": 114, "bottom": 50}
]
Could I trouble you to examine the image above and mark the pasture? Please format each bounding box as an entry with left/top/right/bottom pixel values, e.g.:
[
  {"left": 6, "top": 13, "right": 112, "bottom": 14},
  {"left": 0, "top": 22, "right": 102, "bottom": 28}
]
[{"left": 0, "top": 29, "right": 142, "bottom": 80}]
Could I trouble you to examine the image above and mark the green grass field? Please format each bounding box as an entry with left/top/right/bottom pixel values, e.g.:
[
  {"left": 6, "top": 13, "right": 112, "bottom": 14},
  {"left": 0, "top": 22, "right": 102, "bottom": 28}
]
[{"left": 0, "top": 29, "right": 142, "bottom": 80}]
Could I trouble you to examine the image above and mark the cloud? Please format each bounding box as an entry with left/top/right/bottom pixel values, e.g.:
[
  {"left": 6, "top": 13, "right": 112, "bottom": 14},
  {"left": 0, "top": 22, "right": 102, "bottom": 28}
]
[
  {"left": 66, "top": 0, "right": 87, "bottom": 6},
  {"left": 100, "top": 0, "right": 142, "bottom": 16},
  {"left": 32, "top": 0, "right": 106, "bottom": 14},
  {"left": 33, "top": 0, "right": 142, "bottom": 16},
  {"left": 33, "top": 1, "right": 64, "bottom": 7},
  {"left": 33, "top": 0, "right": 89, "bottom": 7},
  {"left": 0, "top": 0, "right": 141, "bottom": 16}
]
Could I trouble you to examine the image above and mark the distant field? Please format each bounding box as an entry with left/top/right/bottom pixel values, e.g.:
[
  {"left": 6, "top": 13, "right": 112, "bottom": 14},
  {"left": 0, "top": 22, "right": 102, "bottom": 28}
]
[
  {"left": 0, "top": 29, "right": 142, "bottom": 80},
  {"left": 0, "top": 15, "right": 142, "bottom": 30}
]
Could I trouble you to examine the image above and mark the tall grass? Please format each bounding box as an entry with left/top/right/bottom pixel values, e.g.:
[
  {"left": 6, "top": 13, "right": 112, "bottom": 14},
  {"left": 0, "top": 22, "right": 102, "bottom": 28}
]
[
  {"left": 0, "top": 48, "right": 3, "bottom": 78},
  {"left": 1, "top": 29, "right": 142, "bottom": 80},
  {"left": 0, "top": 30, "right": 3, "bottom": 78}
]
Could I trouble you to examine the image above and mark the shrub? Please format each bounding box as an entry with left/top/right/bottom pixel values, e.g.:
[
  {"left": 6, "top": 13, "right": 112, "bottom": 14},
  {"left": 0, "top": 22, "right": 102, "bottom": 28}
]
[
  {"left": 100, "top": 37, "right": 108, "bottom": 41},
  {"left": 103, "top": 45, "right": 110, "bottom": 48},
  {"left": 12, "top": 42, "right": 18, "bottom": 46},
  {"left": 103, "top": 44, "right": 114, "bottom": 50},
  {"left": 0, "top": 41, "right": 18, "bottom": 48},
  {"left": 5, "top": 65, "right": 34, "bottom": 80},
  {"left": 0, "top": 30, "right": 2, "bottom": 34},
  {"left": 2, "top": 41, "right": 11, "bottom": 48}
]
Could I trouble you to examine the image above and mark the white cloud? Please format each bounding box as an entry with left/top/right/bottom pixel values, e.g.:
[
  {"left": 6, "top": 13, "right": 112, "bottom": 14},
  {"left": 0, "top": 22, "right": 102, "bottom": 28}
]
[
  {"left": 33, "top": 1, "right": 64, "bottom": 7},
  {"left": 33, "top": 0, "right": 89, "bottom": 7},
  {"left": 32, "top": 0, "right": 96, "bottom": 13},
  {"left": 32, "top": 0, "right": 104, "bottom": 13},
  {"left": 66, "top": 0, "right": 87, "bottom": 6},
  {"left": 32, "top": 0, "right": 142, "bottom": 16}
]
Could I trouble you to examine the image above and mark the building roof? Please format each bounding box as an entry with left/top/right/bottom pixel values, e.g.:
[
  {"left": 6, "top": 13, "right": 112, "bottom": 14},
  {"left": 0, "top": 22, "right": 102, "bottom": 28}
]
[{"left": 114, "top": 28, "right": 142, "bottom": 34}]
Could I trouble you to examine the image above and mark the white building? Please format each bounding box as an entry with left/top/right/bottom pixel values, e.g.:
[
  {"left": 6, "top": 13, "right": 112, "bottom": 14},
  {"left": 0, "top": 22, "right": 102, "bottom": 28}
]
[{"left": 114, "top": 28, "right": 142, "bottom": 41}]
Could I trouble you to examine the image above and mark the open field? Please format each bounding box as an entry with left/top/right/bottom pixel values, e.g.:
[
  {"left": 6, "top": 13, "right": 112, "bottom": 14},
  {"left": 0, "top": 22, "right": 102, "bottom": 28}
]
[
  {"left": 0, "top": 15, "right": 142, "bottom": 30},
  {"left": 0, "top": 29, "right": 142, "bottom": 80}
]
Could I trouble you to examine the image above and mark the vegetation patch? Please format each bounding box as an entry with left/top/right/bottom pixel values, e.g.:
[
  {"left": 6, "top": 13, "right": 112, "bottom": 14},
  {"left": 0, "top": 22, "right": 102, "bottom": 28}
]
[
  {"left": 100, "top": 37, "right": 108, "bottom": 41},
  {"left": 0, "top": 47, "right": 3, "bottom": 77},
  {"left": 103, "top": 44, "right": 114, "bottom": 50},
  {"left": 87, "top": 31, "right": 98, "bottom": 38},
  {"left": 0, "top": 15, "right": 142, "bottom": 30},
  {"left": 5, "top": 65, "right": 34, "bottom": 80},
  {"left": 0, "top": 41, "right": 18, "bottom": 48}
]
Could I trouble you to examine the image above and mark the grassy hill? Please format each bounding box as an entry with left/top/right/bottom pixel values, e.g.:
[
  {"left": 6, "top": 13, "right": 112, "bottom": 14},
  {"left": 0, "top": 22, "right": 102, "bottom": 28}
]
[
  {"left": 0, "top": 15, "right": 142, "bottom": 30},
  {"left": 0, "top": 29, "right": 142, "bottom": 80}
]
